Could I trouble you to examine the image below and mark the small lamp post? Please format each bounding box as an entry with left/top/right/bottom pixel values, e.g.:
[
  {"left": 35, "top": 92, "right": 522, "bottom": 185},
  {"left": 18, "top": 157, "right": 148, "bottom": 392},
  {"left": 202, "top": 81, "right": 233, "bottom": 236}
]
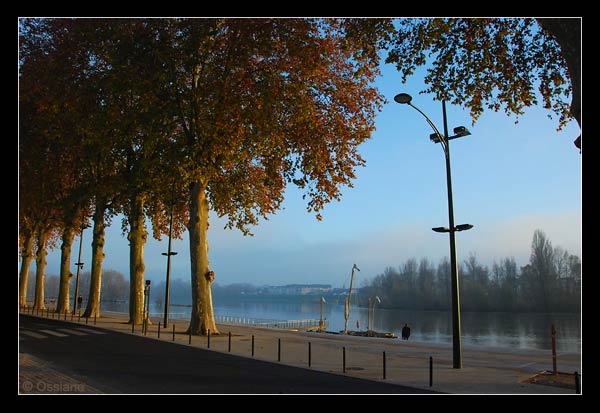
[
  {"left": 72, "top": 221, "right": 89, "bottom": 314},
  {"left": 143, "top": 280, "right": 151, "bottom": 332},
  {"left": 163, "top": 187, "right": 178, "bottom": 328}
]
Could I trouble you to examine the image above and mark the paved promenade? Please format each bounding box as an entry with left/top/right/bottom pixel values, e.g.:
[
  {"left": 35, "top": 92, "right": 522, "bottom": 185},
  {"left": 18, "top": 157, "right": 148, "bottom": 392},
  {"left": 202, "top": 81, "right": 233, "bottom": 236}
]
[{"left": 18, "top": 307, "right": 582, "bottom": 394}]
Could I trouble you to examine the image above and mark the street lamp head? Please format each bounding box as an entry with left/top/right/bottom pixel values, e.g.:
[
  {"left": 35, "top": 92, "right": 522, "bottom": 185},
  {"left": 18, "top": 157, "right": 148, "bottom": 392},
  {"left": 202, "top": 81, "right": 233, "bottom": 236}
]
[
  {"left": 394, "top": 93, "right": 413, "bottom": 104},
  {"left": 432, "top": 227, "right": 450, "bottom": 233},
  {"left": 430, "top": 132, "right": 442, "bottom": 143},
  {"left": 145, "top": 280, "right": 151, "bottom": 286},
  {"left": 453, "top": 126, "right": 471, "bottom": 137},
  {"left": 455, "top": 224, "right": 474, "bottom": 232}
]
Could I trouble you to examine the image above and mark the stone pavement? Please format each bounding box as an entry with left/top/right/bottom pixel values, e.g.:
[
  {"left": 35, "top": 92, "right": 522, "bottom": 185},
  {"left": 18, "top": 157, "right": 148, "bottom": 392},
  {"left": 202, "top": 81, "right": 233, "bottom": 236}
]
[
  {"left": 19, "top": 353, "right": 101, "bottom": 394},
  {"left": 18, "top": 307, "right": 582, "bottom": 395}
]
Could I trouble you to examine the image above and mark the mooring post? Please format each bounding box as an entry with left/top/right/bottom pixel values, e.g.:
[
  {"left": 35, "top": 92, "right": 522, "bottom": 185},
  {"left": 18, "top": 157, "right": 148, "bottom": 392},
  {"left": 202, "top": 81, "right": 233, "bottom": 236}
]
[{"left": 429, "top": 356, "right": 433, "bottom": 387}]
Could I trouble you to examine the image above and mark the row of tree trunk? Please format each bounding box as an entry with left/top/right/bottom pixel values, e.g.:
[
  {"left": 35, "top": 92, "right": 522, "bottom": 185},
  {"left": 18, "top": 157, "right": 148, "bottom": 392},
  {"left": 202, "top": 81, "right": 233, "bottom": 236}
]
[{"left": 19, "top": 187, "right": 218, "bottom": 335}]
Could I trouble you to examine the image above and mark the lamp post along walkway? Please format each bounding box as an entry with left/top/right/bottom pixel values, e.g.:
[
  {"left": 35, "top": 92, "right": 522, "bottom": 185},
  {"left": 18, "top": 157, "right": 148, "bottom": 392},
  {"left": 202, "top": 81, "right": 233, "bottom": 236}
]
[
  {"left": 72, "top": 222, "right": 89, "bottom": 315},
  {"left": 394, "top": 93, "right": 473, "bottom": 369},
  {"left": 162, "top": 188, "right": 178, "bottom": 328}
]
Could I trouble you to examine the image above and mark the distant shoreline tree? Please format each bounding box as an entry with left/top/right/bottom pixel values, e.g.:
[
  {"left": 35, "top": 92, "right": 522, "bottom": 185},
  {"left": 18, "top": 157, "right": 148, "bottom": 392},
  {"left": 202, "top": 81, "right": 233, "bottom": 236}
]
[{"left": 360, "top": 229, "right": 580, "bottom": 313}]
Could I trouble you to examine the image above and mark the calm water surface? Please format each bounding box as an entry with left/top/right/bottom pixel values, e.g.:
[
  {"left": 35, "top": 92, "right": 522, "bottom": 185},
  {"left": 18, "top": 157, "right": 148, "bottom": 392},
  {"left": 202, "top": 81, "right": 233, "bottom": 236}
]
[{"left": 102, "top": 299, "right": 581, "bottom": 353}]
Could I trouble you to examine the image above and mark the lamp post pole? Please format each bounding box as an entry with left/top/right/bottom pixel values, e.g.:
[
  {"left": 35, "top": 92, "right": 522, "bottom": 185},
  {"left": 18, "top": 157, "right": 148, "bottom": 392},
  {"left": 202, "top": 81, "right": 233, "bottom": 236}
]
[
  {"left": 72, "top": 222, "right": 86, "bottom": 315},
  {"left": 163, "top": 189, "right": 178, "bottom": 328},
  {"left": 441, "top": 100, "right": 463, "bottom": 369},
  {"left": 394, "top": 93, "right": 473, "bottom": 369}
]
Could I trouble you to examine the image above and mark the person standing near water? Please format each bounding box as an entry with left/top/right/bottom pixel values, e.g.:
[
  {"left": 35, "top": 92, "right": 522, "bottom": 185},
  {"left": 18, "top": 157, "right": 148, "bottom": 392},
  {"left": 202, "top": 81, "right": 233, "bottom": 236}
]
[{"left": 401, "top": 323, "right": 411, "bottom": 340}]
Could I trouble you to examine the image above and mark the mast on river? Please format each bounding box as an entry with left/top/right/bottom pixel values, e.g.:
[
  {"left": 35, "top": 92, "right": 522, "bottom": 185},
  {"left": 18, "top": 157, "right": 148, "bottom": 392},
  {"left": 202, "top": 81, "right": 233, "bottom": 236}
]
[{"left": 343, "top": 263, "right": 360, "bottom": 334}]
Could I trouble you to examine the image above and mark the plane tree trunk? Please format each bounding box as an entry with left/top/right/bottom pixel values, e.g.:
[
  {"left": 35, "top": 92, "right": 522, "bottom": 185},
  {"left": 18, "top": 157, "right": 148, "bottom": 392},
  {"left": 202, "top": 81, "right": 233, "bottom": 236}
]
[
  {"left": 187, "top": 182, "right": 218, "bottom": 335},
  {"left": 19, "top": 229, "right": 34, "bottom": 307},
  {"left": 56, "top": 225, "right": 75, "bottom": 314},
  {"left": 33, "top": 228, "right": 49, "bottom": 310},
  {"left": 128, "top": 194, "right": 147, "bottom": 325},
  {"left": 83, "top": 201, "right": 107, "bottom": 318}
]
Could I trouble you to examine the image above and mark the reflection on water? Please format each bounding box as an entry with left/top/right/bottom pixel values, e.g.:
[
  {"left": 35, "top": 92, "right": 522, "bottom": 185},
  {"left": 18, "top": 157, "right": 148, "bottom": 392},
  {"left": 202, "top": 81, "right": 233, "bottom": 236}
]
[{"left": 100, "top": 299, "right": 581, "bottom": 352}]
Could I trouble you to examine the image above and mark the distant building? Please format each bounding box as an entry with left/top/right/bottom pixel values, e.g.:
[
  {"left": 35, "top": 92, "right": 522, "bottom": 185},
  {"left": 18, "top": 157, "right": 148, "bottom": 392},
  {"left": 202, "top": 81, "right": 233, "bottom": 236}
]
[{"left": 260, "top": 284, "right": 332, "bottom": 296}]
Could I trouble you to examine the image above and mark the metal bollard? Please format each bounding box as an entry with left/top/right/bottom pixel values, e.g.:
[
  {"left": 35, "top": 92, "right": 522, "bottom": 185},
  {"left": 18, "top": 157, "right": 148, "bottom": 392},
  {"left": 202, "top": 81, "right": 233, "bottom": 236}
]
[
  {"left": 308, "top": 342, "right": 312, "bottom": 367},
  {"left": 207, "top": 329, "right": 211, "bottom": 349},
  {"left": 278, "top": 338, "right": 281, "bottom": 362},
  {"left": 343, "top": 347, "right": 346, "bottom": 374},
  {"left": 228, "top": 331, "right": 231, "bottom": 352},
  {"left": 144, "top": 320, "right": 148, "bottom": 336},
  {"left": 251, "top": 335, "right": 255, "bottom": 357},
  {"left": 383, "top": 351, "right": 386, "bottom": 380},
  {"left": 158, "top": 323, "right": 161, "bottom": 339},
  {"left": 173, "top": 324, "right": 175, "bottom": 341},
  {"left": 94, "top": 314, "right": 97, "bottom": 325},
  {"left": 78, "top": 309, "right": 81, "bottom": 323},
  {"left": 575, "top": 371, "right": 580, "bottom": 394},
  {"left": 64, "top": 310, "right": 67, "bottom": 321},
  {"left": 132, "top": 321, "right": 135, "bottom": 334},
  {"left": 429, "top": 356, "right": 433, "bottom": 387},
  {"left": 189, "top": 328, "right": 192, "bottom": 345}
]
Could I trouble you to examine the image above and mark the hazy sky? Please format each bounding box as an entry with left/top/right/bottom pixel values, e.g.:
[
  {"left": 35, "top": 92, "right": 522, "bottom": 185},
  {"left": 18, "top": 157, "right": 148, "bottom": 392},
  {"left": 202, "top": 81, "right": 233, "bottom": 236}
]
[{"left": 42, "top": 57, "right": 582, "bottom": 289}]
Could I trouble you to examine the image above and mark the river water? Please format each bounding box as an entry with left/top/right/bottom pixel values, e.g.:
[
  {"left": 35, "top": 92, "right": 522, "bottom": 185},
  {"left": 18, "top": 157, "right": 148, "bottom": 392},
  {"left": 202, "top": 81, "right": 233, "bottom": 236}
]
[{"left": 101, "top": 299, "right": 580, "bottom": 353}]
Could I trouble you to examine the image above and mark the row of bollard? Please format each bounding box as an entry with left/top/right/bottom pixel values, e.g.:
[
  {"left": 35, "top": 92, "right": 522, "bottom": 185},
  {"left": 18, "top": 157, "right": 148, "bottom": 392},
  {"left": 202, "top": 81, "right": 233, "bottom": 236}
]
[
  {"left": 130, "top": 319, "right": 435, "bottom": 386},
  {"left": 166, "top": 323, "right": 587, "bottom": 393},
  {"left": 21, "top": 304, "right": 97, "bottom": 325}
]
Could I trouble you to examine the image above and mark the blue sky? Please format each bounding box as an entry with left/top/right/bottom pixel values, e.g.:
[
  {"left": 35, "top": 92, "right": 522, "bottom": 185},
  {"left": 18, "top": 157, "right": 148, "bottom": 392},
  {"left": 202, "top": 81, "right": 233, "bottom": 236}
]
[{"left": 43, "top": 58, "right": 582, "bottom": 289}]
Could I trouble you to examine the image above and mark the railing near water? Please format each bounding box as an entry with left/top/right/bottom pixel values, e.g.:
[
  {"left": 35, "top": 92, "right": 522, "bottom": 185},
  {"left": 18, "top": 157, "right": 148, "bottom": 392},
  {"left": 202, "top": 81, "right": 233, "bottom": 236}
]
[{"left": 215, "top": 315, "right": 327, "bottom": 330}]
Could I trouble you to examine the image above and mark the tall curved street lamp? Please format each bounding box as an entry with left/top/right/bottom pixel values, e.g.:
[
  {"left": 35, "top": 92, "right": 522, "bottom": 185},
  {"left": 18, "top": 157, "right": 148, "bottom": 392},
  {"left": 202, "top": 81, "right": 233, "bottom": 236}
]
[{"left": 394, "top": 93, "right": 473, "bottom": 369}]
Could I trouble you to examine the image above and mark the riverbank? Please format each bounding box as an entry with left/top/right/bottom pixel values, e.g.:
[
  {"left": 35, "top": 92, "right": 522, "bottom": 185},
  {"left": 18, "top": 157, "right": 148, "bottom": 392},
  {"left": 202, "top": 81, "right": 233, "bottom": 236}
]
[{"left": 19, "top": 308, "right": 582, "bottom": 394}]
